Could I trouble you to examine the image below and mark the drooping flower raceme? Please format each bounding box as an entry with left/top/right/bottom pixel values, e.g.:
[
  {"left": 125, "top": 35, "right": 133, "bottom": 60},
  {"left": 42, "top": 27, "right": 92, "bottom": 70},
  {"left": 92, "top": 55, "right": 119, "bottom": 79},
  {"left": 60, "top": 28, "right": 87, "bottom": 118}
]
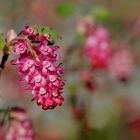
[
  {"left": 83, "top": 26, "right": 112, "bottom": 68},
  {"left": 11, "top": 25, "right": 65, "bottom": 110},
  {"left": 6, "top": 107, "right": 34, "bottom": 140}
]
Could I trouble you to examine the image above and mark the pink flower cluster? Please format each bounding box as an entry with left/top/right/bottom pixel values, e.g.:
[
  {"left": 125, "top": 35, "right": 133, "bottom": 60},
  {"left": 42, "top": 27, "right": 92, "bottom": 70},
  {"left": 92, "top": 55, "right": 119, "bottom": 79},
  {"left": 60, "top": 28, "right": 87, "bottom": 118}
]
[
  {"left": 83, "top": 26, "right": 112, "bottom": 68},
  {"left": 11, "top": 25, "right": 65, "bottom": 110},
  {"left": 108, "top": 46, "right": 134, "bottom": 81},
  {"left": 6, "top": 107, "right": 34, "bottom": 140}
]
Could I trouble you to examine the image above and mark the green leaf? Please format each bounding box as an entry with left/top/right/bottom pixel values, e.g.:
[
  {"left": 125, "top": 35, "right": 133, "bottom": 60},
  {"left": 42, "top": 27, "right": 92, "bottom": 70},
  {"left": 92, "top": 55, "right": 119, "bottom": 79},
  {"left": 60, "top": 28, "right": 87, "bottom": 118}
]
[
  {"left": 0, "top": 34, "right": 5, "bottom": 50},
  {"left": 32, "top": 25, "right": 61, "bottom": 44},
  {"left": 56, "top": 1, "right": 76, "bottom": 17},
  {"left": 90, "top": 6, "right": 110, "bottom": 22}
]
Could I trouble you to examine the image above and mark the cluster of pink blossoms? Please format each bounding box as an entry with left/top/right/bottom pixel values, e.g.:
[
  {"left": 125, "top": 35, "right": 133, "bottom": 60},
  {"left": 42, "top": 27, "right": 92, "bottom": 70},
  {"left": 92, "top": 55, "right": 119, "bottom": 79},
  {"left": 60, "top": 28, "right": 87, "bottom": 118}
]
[
  {"left": 11, "top": 25, "right": 65, "bottom": 110},
  {"left": 6, "top": 107, "right": 34, "bottom": 140},
  {"left": 83, "top": 26, "right": 112, "bottom": 68},
  {"left": 108, "top": 45, "right": 134, "bottom": 81}
]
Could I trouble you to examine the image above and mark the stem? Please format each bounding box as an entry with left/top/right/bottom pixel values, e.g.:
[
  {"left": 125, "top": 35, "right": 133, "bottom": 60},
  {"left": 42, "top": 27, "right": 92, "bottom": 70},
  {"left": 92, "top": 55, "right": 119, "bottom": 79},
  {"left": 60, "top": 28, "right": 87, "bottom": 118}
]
[
  {"left": 0, "top": 44, "right": 10, "bottom": 76},
  {"left": 0, "top": 36, "right": 18, "bottom": 76},
  {"left": 0, "top": 54, "right": 9, "bottom": 70}
]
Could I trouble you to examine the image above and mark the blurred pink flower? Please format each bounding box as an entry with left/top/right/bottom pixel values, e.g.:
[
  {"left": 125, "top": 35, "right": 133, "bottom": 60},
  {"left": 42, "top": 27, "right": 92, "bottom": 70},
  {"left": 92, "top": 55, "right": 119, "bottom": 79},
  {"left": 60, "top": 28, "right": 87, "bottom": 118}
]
[
  {"left": 83, "top": 26, "right": 112, "bottom": 68},
  {"left": 6, "top": 107, "right": 34, "bottom": 140},
  {"left": 108, "top": 45, "right": 134, "bottom": 81}
]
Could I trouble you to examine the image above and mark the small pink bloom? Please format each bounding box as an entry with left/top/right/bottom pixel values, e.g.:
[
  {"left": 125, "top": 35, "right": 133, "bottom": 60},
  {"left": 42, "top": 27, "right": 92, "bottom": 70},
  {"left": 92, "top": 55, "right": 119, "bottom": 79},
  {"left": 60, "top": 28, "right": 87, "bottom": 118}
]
[
  {"left": 35, "top": 92, "right": 64, "bottom": 110},
  {"left": 22, "top": 59, "right": 35, "bottom": 72},
  {"left": 83, "top": 34, "right": 112, "bottom": 68},
  {"left": 39, "top": 44, "right": 53, "bottom": 55},
  {"left": 22, "top": 25, "right": 36, "bottom": 36},
  {"left": 13, "top": 39, "right": 28, "bottom": 54},
  {"left": 30, "top": 73, "right": 46, "bottom": 88},
  {"left": 35, "top": 34, "right": 50, "bottom": 42},
  {"left": 94, "top": 26, "right": 109, "bottom": 41},
  {"left": 108, "top": 46, "right": 134, "bottom": 81},
  {"left": 42, "top": 60, "right": 55, "bottom": 74}
]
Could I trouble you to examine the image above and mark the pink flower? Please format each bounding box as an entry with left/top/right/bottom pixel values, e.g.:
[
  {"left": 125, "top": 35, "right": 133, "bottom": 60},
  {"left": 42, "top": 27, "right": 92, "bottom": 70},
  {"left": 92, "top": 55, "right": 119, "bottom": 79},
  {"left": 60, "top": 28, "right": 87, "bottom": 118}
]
[
  {"left": 36, "top": 44, "right": 59, "bottom": 60},
  {"left": 6, "top": 107, "right": 34, "bottom": 140},
  {"left": 30, "top": 72, "right": 47, "bottom": 88},
  {"left": 40, "top": 44, "right": 52, "bottom": 55},
  {"left": 13, "top": 39, "right": 28, "bottom": 54},
  {"left": 35, "top": 34, "right": 50, "bottom": 42},
  {"left": 83, "top": 30, "right": 112, "bottom": 68},
  {"left": 11, "top": 55, "right": 37, "bottom": 75},
  {"left": 11, "top": 25, "right": 65, "bottom": 110},
  {"left": 108, "top": 46, "right": 134, "bottom": 81},
  {"left": 94, "top": 26, "right": 109, "bottom": 41},
  {"left": 42, "top": 60, "right": 55, "bottom": 74},
  {"left": 35, "top": 91, "right": 64, "bottom": 110},
  {"left": 22, "top": 59, "right": 35, "bottom": 73},
  {"left": 22, "top": 25, "right": 36, "bottom": 36}
]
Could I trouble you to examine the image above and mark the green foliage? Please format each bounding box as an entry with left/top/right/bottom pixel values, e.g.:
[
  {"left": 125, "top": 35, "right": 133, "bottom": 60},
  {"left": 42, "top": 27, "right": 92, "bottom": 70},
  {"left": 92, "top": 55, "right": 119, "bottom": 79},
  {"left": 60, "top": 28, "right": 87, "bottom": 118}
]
[
  {"left": 56, "top": 1, "right": 76, "bottom": 17},
  {"left": 32, "top": 25, "right": 61, "bottom": 44},
  {"left": 0, "top": 34, "right": 5, "bottom": 50},
  {"left": 90, "top": 6, "right": 110, "bottom": 22}
]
